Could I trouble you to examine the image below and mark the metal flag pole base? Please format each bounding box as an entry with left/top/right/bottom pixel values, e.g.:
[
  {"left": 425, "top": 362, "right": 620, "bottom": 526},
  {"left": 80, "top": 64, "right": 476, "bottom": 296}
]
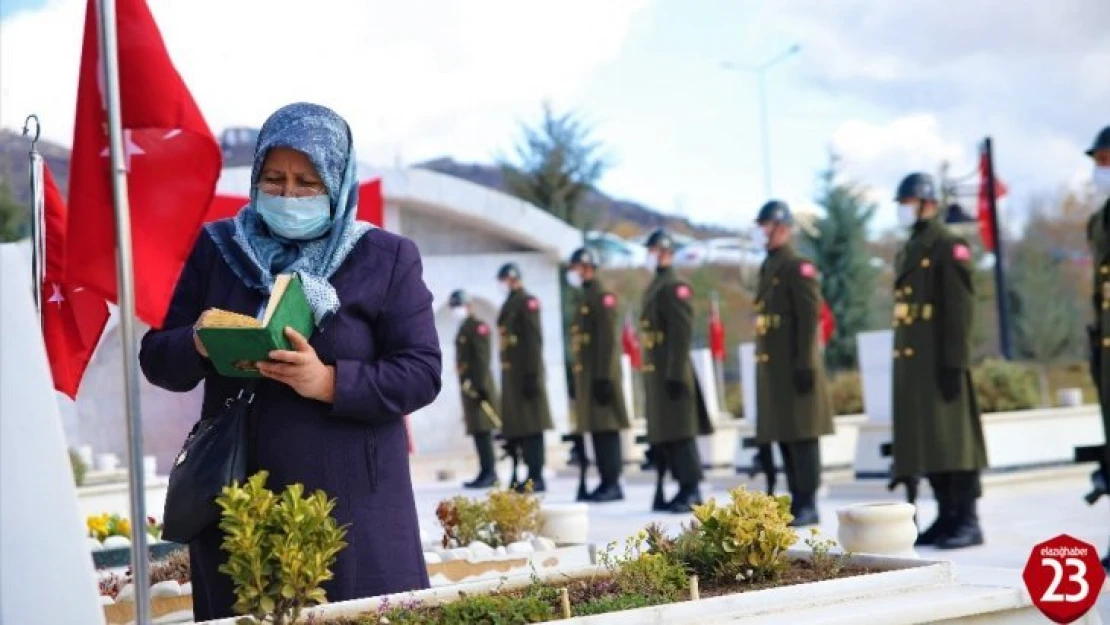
[{"left": 95, "top": 0, "right": 152, "bottom": 621}]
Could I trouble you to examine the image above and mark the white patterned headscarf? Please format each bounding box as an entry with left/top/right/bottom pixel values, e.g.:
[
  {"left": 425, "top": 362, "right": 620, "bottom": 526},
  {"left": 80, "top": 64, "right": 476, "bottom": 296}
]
[{"left": 206, "top": 103, "right": 372, "bottom": 327}]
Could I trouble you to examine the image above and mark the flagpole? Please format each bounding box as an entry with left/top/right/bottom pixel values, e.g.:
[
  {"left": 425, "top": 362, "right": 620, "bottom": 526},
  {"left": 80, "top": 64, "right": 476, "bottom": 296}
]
[
  {"left": 23, "top": 115, "right": 45, "bottom": 324},
  {"left": 983, "top": 137, "right": 1013, "bottom": 360},
  {"left": 710, "top": 291, "right": 727, "bottom": 413},
  {"left": 95, "top": 0, "right": 152, "bottom": 621}
]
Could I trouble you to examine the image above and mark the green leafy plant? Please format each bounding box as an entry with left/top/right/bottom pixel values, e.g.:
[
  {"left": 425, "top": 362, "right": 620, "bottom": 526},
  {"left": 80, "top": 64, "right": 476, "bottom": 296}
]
[
  {"left": 972, "top": 358, "right": 1039, "bottom": 413},
  {"left": 216, "top": 471, "right": 348, "bottom": 625},
  {"left": 69, "top": 449, "right": 88, "bottom": 487},
  {"left": 597, "top": 530, "right": 687, "bottom": 601},
  {"left": 804, "top": 528, "right": 850, "bottom": 580},
  {"left": 435, "top": 484, "right": 542, "bottom": 548},
  {"left": 683, "top": 487, "right": 798, "bottom": 584},
  {"left": 827, "top": 371, "right": 864, "bottom": 415}
]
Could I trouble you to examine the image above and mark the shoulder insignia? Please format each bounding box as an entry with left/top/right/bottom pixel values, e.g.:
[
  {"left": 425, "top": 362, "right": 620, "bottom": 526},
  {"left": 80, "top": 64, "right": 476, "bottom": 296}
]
[
  {"left": 675, "top": 284, "right": 692, "bottom": 300},
  {"left": 527, "top": 298, "right": 539, "bottom": 311},
  {"left": 952, "top": 243, "right": 971, "bottom": 262},
  {"left": 602, "top": 293, "right": 617, "bottom": 308},
  {"left": 477, "top": 323, "right": 489, "bottom": 336},
  {"left": 799, "top": 262, "right": 817, "bottom": 279}
]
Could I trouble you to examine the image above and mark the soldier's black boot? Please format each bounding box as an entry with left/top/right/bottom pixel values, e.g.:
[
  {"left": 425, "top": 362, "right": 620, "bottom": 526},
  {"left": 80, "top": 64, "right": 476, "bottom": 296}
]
[
  {"left": 463, "top": 472, "right": 497, "bottom": 489},
  {"left": 589, "top": 482, "right": 625, "bottom": 503},
  {"left": 464, "top": 433, "right": 498, "bottom": 489},
  {"left": 788, "top": 491, "right": 820, "bottom": 527},
  {"left": 915, "top": 497, "right": 953, "bottom": 547},
  {"left": 935, "top": 496, "right": 983, "bottom": 550},
  {"left": 667, "top": 484, "right": 703, "bottom": 514}
]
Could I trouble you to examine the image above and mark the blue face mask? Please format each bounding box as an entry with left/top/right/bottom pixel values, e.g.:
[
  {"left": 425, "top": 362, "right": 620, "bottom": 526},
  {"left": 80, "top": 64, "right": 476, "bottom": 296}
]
[{"left": 255, "top": 191, "right": 333, "bottom": 240}]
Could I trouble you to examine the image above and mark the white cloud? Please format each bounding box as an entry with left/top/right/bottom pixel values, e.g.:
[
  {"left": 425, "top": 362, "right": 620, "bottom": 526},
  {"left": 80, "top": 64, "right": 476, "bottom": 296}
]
[{"left": 0, "top": 0, "right": 648, "bottom": 164}]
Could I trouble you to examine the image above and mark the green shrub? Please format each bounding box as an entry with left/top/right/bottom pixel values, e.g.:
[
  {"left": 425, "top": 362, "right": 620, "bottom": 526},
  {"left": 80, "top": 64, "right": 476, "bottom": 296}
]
[
  {"left": 378, "top": 592, "right": 553, "bottom": 625},
  {"left": 575, "top": 593, "right": 659, "bottom": 615},
  {"left": 216, "top": 471, "right": 348, "bottom": 625},
  {"left": 598, "top": 531, "right": 689, "bottom": 602},
  {"left": 827, "top": 371, "right": 863, "bottom": 415},
  {"left": 972, "top": 358, "right": 1039, "bottom": 413},
  {"left": 435, "top": 485, "right": 542, "bottom": 548},
  {"left": 681, "top": 487, "right": 797, "bottom": 584}
]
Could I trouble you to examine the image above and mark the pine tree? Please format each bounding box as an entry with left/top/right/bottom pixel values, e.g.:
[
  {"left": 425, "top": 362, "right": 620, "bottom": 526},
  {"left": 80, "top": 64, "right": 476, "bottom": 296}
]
[
  {"left": 804, "top": 154, "right": 879, "bottom": 371},
  {"left": 0, "top": 180, "right": 29, "bottom": 243}
]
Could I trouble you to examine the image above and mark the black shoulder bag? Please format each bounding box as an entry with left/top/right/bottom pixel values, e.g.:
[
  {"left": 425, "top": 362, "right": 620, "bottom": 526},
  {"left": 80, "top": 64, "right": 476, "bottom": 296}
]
[{"left": 162, "top": 380, "right": 258, "bottom": 544}]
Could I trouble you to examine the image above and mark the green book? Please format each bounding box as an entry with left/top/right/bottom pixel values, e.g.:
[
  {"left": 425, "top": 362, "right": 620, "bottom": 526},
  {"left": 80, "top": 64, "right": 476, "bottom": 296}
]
[{"left": 196, "top": 273, "right": 314, "bottom": 378}]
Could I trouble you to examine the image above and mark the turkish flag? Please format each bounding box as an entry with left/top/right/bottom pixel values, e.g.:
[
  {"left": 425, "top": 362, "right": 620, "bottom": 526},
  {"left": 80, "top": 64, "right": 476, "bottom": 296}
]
[
  {"left": 66, "top": 0, "right": 221, "bottom": 329},
  {"left": 977, "top": 146, "right": 1008, "bottom": 252},
  {"left": 819, "top": 300, "right": 835, "bottom": 347},
  {"left": 40, "top": 163, "right": 110, "bottom": 399},
  {"left": 622, "top": 314, "right": 642, "bottom": 371},
  {"left": 709, "top": 297, "right": 726, "bottom": 362}
]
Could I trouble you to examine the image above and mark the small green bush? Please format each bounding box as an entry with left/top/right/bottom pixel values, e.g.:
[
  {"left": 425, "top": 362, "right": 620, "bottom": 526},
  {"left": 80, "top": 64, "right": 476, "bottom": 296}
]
[
  {"left": 972, "top": 358, "right": 1039, "bottom": 413},
  {"left": 686, "top": 487, "right": 797, "bottom": 583},
  {"left": 69, "top": 449, "right": 88, "bottom": 487},
  {"left": 827, "top": 371, "right": 863, "bottom": 415},
  {"left": 597, "top": 531, "right": 688, "bottom": 602},
  {"left": 435, "top": 485, "right": 542, "bottom": 548}
]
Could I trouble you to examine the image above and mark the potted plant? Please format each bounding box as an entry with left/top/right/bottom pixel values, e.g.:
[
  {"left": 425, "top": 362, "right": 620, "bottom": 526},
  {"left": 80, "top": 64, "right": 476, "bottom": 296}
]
[{"left": 87, "top": 512, "right": 184, "bottom": 568}]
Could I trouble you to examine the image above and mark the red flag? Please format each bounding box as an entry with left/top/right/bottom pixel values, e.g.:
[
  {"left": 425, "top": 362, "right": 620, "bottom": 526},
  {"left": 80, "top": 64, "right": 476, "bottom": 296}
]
[
  {"left": 66, "top": 0, "right": 221, "bottom": 329},
  {"left": 709, "top": 295, "right": 725, "bottom": 362},
  {"left": 205, "top": 178, "right": 384, "bottom": 226},
  {"left": 622, "top": 314, "right": 642, "bottom": 371},
  {"left": 819, "top": 300, "right": 835, "bottom": 347},
  {"left": 977, "top": 146, "right": 1008, "bottom": 252},
  {"left": 40, "top": 164, "right": 110, "bottom": 399}
]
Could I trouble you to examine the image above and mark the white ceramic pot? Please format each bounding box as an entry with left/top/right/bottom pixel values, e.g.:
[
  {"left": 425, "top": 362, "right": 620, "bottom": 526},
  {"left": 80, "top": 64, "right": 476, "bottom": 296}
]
[
  {"left": 539, "top": 503, "right": 589, "bottom": 545},
  {"left": 836, "top": 502, "right": 918, "bottom": 559},
  {"left": 95, "top": 452, "right": 120, "bottom": 472}
]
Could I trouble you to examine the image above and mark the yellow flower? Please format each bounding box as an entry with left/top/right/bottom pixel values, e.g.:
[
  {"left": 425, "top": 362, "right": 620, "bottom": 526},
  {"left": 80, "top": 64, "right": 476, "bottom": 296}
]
[
  {"left": 87, "top": 514, "right": 110, "bottom": 540},
  {"left": 116, "top": 518, "right": 131, "bottom": 537}
]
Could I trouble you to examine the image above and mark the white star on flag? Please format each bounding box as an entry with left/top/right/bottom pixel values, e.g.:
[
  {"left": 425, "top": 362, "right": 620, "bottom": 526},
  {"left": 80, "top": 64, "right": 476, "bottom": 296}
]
[
  {"left": 163, "top": 129, "right": 182, "bottom": 140},
  {"left": 101, "top": 130, "right": 146, "bottom": 172},
  {"left": 48, "top": 283, "right": 65, "bottom": 307}
]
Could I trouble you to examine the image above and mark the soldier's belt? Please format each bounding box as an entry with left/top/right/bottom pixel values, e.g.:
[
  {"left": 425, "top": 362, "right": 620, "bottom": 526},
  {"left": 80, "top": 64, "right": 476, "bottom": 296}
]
[
  {"left": 893, "top": 303, "right": 932, "bottom": 323},
  {"left": 640, "top": 331, "right": 664, "bottom": 349},
  {"left": 754, "top": 314, "right": 782, "bottom": 332}
]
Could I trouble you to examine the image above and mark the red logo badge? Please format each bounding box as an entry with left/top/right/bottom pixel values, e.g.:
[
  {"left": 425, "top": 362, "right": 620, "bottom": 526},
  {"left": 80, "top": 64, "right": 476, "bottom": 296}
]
[
  {"left": 527, "top": 298, "right": 539, "bottom": 311},
  {"left": 477, "top": 324, "right": 489, "bottom": 336},
  {"left": 799, "top": 262, "right": 817, "bottom": 278},
  {"left": 602, "top": 293, "right": 617, "bottom": 308},
  {"left": 953, "top": 244, "right": 971, "bottom": 261},
  {"left": 675, "top": 285, "right": 691, "bottom": 300},
  {"left": 1022, "top": 534, "right": 1105, "bottom": 623}
]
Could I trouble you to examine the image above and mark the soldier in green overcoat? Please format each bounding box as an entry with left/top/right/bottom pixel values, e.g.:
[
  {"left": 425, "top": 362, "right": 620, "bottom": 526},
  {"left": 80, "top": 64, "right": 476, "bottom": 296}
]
[
  {"left": 1082, "top": 125, "right": 1110, "bottom": 572},
  {"left": 566, "top": 247, "right": 631, "bottom": 503},
  {"left": 449, "top": 289, "right": 502, "bottom": 489},
  {"left": 496, "top": 262, "right": 554, "bottom": 492},
  {"left": 891, "top": 172, "right": 989, "bottom": 550},
  {"left": 752, "top": 200, "right": 834, "bottom": 527},
  {"left": 640, "top": 228, "right": 714, "bottom": 513}
]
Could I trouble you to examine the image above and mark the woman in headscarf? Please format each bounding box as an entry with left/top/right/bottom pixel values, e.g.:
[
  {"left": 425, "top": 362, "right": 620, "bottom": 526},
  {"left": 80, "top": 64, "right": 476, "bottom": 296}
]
[{"left": 140, "top": 102, "right": 442, "bottom": 620}]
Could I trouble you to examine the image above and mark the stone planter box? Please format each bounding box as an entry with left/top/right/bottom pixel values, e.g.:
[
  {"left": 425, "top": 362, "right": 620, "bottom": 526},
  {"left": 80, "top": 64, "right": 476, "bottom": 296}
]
[
  {"left": 425, "top": 543, "right": 593, "bottom": 587},
  {"left": 194, "top": 550, "right": 1107, "bottom": 625},
  {"left": 103, "top": 594, "right": 193, "bottom": 625},
  {"left": 91, "top": 540, "right": 185, "bottom": 570}
]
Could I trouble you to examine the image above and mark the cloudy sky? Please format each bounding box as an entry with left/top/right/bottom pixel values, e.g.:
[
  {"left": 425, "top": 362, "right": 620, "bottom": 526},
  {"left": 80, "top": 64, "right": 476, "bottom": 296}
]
[{"left": 1, "top": 0, "right": 1107, "bottom": 234}]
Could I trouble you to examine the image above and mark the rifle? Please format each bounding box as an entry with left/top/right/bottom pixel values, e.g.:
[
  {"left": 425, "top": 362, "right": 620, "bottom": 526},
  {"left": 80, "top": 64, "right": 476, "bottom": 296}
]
[
  {"left": 881, "top": 442, "right": 919, "bottom": 507},
  {"left": 461, "top": 380, "right": 502, "bottom": 429},
  {"left": 1075, "top": 444, "right": 1109, "bottom": 505},
  {"left": 495, "top": 433, "right": 521, "bottom": 490},
  {"left": 562, "top": 433, "right": 590, "bottom": 501},
  {"left": 740, "top": 437, "right": 776, "bottom": 495}
]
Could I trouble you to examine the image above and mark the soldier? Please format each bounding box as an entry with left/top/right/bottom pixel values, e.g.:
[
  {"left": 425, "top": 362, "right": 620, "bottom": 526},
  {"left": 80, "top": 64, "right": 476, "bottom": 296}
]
[
  {"left": 640, "top": 228, "right": 714, "bottom": 513},
  {"left": 496, "top": 262, "right": 554, "bottom": 492},
  {"left": 891, "top": 172, "right": 989, "bottom": 550},
  {"left": 449, "top": 289, "right": 501, "bottom": 489},
  {"left": 752, "top": 200, "right": 834, "bottom": 527},
  {"left": 1083, "top": 125, "right": 1110, "bottom": 571},
  {"left": 566, "top": 247, "right": 631, "bottom": 502}
]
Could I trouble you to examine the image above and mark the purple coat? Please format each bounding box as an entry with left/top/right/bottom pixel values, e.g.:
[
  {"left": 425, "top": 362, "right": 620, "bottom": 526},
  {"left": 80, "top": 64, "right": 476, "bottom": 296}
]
[{"left": 140, "top": 224, "right": 442, "bottom": 621}]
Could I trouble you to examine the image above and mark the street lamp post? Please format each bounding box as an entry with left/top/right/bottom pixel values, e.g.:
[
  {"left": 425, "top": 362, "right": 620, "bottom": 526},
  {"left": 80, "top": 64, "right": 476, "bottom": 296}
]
[{"left": 722, "top": 44, "right": 801, "bottom": 198}]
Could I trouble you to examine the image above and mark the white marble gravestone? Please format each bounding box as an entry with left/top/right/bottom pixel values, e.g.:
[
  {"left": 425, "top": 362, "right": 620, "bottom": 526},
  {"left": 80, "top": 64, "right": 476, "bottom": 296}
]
[
  {"left": 0, "top": 244, "right": 106, "bottom": 625},
  {"left": 854, "top": 330, "right": 896, "bottom": 478}
]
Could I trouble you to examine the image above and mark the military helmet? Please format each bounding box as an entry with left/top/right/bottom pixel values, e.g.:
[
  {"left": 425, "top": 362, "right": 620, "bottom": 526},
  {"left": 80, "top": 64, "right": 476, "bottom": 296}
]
[
  {"left": 644, "top": 228, "right": 675, "bottom": 250},
  {"left": 497, "top": 262, "right": 521, "bottom": 281},
  {"left": 755, "top": 200, "right": 793, "bottom": 225},
  {"left": 895, "top": 172, "right": 938, "bottom": 203},
  {"left": 1086, "top": 126, "right": 1110, "bottom": 157},
  {"left": 448, "top": 289, "right": 469, "bottom": 307},
  {"left": 568, "top": 247, "right": 597, "bottom": 267}
]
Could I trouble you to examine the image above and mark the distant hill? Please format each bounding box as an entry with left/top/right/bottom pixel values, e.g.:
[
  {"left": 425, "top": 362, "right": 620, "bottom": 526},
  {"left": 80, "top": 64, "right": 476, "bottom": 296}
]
[
  {"left": 0, "top": 128, "right": 735, "bottom": 239},
  {"left": 414, "top": 157, "right": 736, "bottom": 239}
]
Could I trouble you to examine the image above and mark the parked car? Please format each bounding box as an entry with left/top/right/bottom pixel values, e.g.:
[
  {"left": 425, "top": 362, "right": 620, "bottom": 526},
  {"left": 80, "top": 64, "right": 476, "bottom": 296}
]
[
  {"left": 584, "top": 231, "right": 647, "bottom": 268},
  {"left": 674, "top": 237, "right": 762, "bottom": 267}
]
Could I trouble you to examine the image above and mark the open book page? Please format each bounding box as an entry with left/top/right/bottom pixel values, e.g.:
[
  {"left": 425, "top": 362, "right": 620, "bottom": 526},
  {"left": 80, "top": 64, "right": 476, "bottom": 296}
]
[
  {"left": 198, "top": 309, "right": 262, "bottom": 329},
  {"left": 261, "top": 274, "right": 293, "bottom": 326}
]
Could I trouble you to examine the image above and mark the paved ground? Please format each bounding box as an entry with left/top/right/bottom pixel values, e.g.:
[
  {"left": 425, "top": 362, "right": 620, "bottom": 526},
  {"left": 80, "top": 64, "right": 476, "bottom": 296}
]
[{"left": 412, "top": 468, "right": 1110, "bottom": 621}]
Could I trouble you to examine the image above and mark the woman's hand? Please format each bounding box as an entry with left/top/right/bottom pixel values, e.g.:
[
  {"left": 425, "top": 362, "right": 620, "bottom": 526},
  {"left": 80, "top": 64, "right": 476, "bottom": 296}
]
[
  {"left": 192, "top": 311, "right": 211, "bottom": 358},
  {"left": 258, "top": 327, "right": 336, "bottom": 403}
]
